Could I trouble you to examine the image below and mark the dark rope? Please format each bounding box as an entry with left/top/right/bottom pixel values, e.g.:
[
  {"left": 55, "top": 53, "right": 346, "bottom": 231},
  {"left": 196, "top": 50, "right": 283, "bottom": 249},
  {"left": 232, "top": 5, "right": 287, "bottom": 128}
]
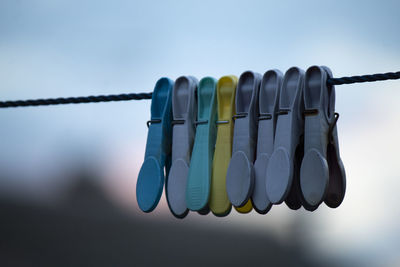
[
  {"left": 1, "top": 71, "right": 399, "bottom": 108},
  {"left": 0, "top": 92, "right": 152, "bottom": 108},
  {"left": 327, "top": 71, "right": 400, "bottom": 85}
]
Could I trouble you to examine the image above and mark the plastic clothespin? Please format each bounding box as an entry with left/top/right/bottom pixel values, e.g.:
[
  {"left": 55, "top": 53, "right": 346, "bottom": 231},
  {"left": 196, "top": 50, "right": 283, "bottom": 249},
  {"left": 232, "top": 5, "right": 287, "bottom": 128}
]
[
  {"left": 235, "top": 200, "right": 253, "bottom": 213},
  {"left": 226, "top": 71, "right": 262, "bottom": 209},
  {"left": 186, "top": 77, "right": 218, "bottom": 213},
  {"left": 252, "top": 70, "right": 283, "bottom": 214},
  {"left": 166, "top": 76, "right": 198, "bottom": 218},
  {"left": 209, "top": 75, "right": 238, "bottom": 217},
  {"left": 265, "top": 67, "right": 305, "bottom": 205},
  {"left": 300, "top": 66, "right": 346, "bottom": 210},
  {"left": 136, "top": 77, "right": 174, "bottom": 212}
]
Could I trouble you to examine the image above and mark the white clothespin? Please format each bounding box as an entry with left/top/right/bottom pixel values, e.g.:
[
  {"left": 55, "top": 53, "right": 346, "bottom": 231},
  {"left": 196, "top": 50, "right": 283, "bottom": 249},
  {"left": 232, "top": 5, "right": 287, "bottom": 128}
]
[
  {"left": 166, "top": 76, "right": 198, "bottom": 218},
  {"left": 300, "top": 66, "right": 346, "bottom": 210},
  {"left": 226, "top": 71, "right": 262, "bottom": 208},
  {"left": 253, "top": 70, "right": 282, "bottom": 214},
  {"left": 266, "top": 67, "right": 305, "bottom": 205}
]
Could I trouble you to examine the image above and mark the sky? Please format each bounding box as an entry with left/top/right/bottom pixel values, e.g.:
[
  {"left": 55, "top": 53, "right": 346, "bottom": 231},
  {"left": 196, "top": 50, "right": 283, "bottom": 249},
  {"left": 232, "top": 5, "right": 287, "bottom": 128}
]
[{"left": 1, "top": 0, "right": 400, "bottom": 266}]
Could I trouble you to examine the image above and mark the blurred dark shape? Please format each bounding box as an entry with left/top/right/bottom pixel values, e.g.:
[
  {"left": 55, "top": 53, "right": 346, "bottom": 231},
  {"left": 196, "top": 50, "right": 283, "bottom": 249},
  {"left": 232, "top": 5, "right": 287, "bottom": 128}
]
[{"left": 0, "top": 170, "right": 338, "bottom": 267}]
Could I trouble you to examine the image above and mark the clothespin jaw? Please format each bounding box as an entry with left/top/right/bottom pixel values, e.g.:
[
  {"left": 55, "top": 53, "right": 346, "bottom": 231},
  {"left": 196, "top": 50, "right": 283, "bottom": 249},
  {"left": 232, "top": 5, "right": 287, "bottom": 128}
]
[
  {"left": 300, "top": 66, "right": 346, "bottom": 209},
  {"left": 166, "top": 76, "right": 198, "bottom": 218},
  {"left": 235, "top": 200, "right": 253, "bottom": 213},
  {"left": 210, "top": 75, "right": 238, "bottom": 217},
  {"left": 324, "top": 115, "right": 346, "bottom": 208},
  {"left": 226, "top": 71, "right": 262, "bottom": 208},
  {"left": 265, "top": 67, "right": 305, "bottom": 205},
  {"left": 186, "top": 77, "right": 218, "bottom": 212},
  {"left": 320, "top": 67, "right": 346, "bottom": 209},
  {"left": 252, "top": 69, "right": 283, "bottom": 214},
  {"left": 136, "top": 77, "right": 174, "bottom": 213}
]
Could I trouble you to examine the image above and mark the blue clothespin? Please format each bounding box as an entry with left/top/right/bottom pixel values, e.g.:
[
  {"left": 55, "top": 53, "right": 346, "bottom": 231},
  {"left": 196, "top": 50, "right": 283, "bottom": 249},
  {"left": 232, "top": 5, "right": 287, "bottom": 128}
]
[{"left": 136, "top": 77, "right": 174, "bottom": 212}]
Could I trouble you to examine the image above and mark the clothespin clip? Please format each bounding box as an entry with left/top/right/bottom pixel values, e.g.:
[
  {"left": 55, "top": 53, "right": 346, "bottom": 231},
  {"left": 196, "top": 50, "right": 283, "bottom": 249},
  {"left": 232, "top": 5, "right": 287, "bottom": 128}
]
[
  {"left": 166, "top": 76, "right": 198, "bottom": 218},
  {"left": 210, "top": 75, "right": 238, "bottom": 217},
  {"left": 266, "top": 67, "right": 305, "bottom": 205},
  {"left": 186, "top": 77, "right": 218, "bottom": 213},
  {"left": 136, "top": 78, "right": 174, "bottom": 212},
  {"left": 226, "top": 71, "right": 262, "bottom": 211},
  {"left": 300, "top": 66, "right": 346, "bottom": 210},
  {"left": 252, "top": 70, "right": 283, "bottom": 214}
]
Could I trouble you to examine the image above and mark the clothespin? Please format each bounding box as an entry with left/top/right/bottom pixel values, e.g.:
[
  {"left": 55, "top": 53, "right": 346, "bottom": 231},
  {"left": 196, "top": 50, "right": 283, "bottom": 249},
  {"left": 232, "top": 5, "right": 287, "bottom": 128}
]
[
  {"left": 166, "top": 76, "right": 198, "bottom": 218},
  {"left": 226, "top": 71, "right": 262, "bottom": 210},
  {"left": 186, "top": 77, "right": 218, "bottom": 213},
  {"left": 210, "top": 75, "right": 238, "bottom": 217},
  {"left": 136, "top": 78, "right": 174, "bottom": 212},
  {"left": 300, "top": 66, "right": 346, "bottom": 210},
  {"left": 252, "top": 70, "right": 283, "bottom": 214},
  {"left": 266, "top": 67, "right": 305, "bottom": 205},
  {"left": 235, "top": 200, "right": 253, "bottom": 213}
]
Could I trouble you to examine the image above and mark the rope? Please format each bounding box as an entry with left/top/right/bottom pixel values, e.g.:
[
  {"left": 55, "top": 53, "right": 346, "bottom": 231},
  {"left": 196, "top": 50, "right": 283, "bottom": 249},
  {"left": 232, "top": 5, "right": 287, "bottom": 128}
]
[
  {"left": 327, "top": 71, "right": 400, "bottom": 85},
  {"left": 1, "top": 71, "right": 399, "bottom": 108},
  {"left": 0, "top": 93, "right": 152, "bottom": 108}
]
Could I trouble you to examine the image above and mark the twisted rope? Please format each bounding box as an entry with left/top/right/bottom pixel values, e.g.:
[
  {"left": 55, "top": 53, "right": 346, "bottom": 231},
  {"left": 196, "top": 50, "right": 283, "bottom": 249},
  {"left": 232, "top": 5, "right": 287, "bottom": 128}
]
[
  {"left": 327, "top": 71, "right": 400, "bottom": 85},
  {"left": 1, "top": 71, "right": 399, "bottom": 108},
  {"left": 0, "top": 93, "right": 152, "bottom": 108}
]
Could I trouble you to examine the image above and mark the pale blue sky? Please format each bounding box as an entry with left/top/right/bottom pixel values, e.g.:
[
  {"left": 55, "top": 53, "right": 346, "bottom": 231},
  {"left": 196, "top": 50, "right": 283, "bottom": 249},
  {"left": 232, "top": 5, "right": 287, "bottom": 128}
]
[{"left": 1, "top": 1, "right": 400, "bottom": 266}]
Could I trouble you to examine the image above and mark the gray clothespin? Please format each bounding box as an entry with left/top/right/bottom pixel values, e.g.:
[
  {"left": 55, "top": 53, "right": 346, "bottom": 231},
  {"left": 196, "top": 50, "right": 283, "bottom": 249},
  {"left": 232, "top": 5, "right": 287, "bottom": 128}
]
[
  {"left": 166, "top": 76, "right": 198, "bottom": 218},
  {"left": 252, "top": 70, "right": 282, "bottom": 214},
  {"left": 266, "top": 67, "right": 305, "bottom": 204},
  {"left": 300, "top": 66, "right": 346, "bottom": 210},
  {"left": 226, "top": 71, "right": 262, "bottom": 207}
]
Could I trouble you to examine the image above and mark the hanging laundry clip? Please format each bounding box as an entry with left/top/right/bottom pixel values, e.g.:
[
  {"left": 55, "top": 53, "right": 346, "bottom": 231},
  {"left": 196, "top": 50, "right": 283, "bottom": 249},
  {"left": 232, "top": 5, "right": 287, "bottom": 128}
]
[
  {"left": 210, "top": 75, "right": 238, "bottom": 217},
  {"left": 136, "top": 77, "right": 174, "bottom": 212},
  {"left": 186, "top": 77, "right": 218, "bottom": 213},
  {"left": 300, "top": 66, "right": 346, "bottom": 210},
  {"left": 252, "top": 70, "right": 282, "bottom": 214},
  {"left": 166, "top": 76, "right": 198, "bottom": 218},
  {"left": 226, "top": 71, "right": 262, "bottom": 210},
  {"left": 266, "top": 67, "right": 305, "bottom": 205}
]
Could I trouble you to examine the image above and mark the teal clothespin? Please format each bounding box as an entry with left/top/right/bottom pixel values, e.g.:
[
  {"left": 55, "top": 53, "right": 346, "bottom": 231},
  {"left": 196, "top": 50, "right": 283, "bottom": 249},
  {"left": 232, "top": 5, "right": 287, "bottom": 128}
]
[
  {"left": 186, "top": 77, "right": 218, "bottom": 212},
  {"left": 136, "top": 77, "right": 174, "bottom": 212}
]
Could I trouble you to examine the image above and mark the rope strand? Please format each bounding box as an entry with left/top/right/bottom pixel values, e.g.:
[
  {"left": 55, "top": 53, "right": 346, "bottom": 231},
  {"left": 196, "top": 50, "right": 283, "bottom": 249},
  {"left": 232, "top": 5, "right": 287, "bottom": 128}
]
[{"left": 1, "top": 71, "right": 399, "bottom": 108}]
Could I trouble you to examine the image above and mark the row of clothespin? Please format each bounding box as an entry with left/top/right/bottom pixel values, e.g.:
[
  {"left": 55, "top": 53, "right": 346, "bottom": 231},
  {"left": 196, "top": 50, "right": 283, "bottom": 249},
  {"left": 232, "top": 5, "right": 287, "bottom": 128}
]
[{"left": 136, "top": 66, "right": 346, "bottom": 218}]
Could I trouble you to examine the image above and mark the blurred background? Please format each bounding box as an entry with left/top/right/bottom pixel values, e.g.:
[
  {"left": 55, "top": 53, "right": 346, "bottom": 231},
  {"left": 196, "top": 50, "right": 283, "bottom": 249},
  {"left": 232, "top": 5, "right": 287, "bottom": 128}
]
[{"left": 1, "top": 0, "right": 399, "bottom": 266}]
